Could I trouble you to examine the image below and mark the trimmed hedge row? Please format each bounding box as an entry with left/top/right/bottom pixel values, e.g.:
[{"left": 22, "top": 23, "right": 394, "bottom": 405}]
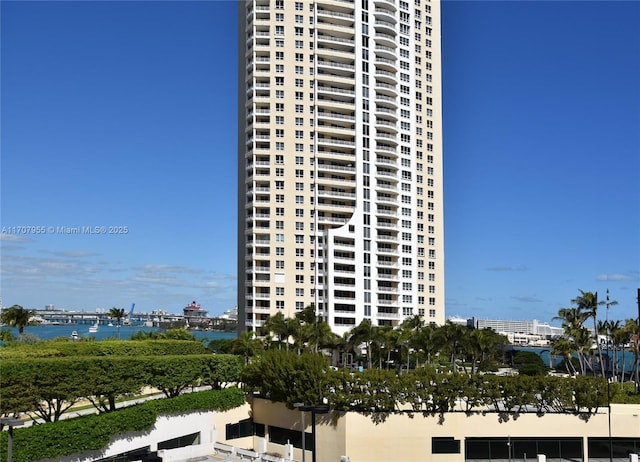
[
  {"left": 0, "top": 354, "right": 243, "bottom": 418},
  {"left": 0, "top": 388, "right": 246, "bottom": 462},
  {"left": 0, "top": 340, "right": 208, "bottom": 358}
]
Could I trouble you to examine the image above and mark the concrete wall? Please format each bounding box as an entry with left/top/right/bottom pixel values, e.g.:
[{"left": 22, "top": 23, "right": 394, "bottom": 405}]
[{"left": 54, "top": 402, "right": 252, "bottom": 462}]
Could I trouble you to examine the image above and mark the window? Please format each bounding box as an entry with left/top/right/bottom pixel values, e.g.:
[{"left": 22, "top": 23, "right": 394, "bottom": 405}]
[
  {"left": 276, "top": 247, "right": 284, "bottom": 255},
  {"left": 276, "top": 300, "right": 284, "bottom": 309},
  {"left": 275, "top": 26, "right": 284, "bottom": 35},
  {"left": 276, "top": 260, "right": 284, "bottom": 269},
  {"left": 276, "top": 287, "right": 284, "bottom": 296}
]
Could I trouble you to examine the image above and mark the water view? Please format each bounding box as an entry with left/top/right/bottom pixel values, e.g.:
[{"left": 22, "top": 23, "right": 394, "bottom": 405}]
[{"left": 2, "top": 323, "right": 236, "bottom": 343}]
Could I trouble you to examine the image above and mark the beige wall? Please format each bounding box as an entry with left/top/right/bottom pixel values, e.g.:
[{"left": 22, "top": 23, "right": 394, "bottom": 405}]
[{"left": 250, "top": 398, "right": 640, "bottom": 462}]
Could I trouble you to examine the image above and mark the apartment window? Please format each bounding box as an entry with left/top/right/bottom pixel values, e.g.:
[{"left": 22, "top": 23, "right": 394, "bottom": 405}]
[
  {"left": 295, "top": 169, "right": 304, "bottom": 178},
  {"left": 276, "top": 103, "right": 284, "bottom": 112},
  {"left": 276, "top": 220, "right": 284, "bottom": 229},
  {"left": 275, "top": 167, "right": 284, "bottom": 176},
  {"left": 276, "top": 142, "right": 284, "bottom": 151},
  {"left": 295, "top": 262, "right": 304, "bottom": 270},
  {"left": 295, "top": 234, "right": 304, "bottom": 244},
  {"left": 276, "top": 194, "right": 284, "bottom": 203},
  {"left": 295, "top": 14, "right": 303, "bottom": 24},
  {"left": 276, "top": 13, "right": 284, "bottom": 21},
  {"left": 295, "top": 248, "right": 304, "bottom": 257},
  {"left": 275, "top": 154, "right": 283, "bottom": 164},
  {"left": 295, "top": 117, "right": 303, "bottom": 126},
  {"left": 295, "top": 78, "right": 303, "bottom": 88},
  {"left": 295, "top": 143, "right": 304, "bottom": 152},
  {"left": 276, "top": 129, "right": 284, "bottom": 138},
  {"left": 276, "top": 90, "right": 284, "bottom": 99},
  {"left": 276, "top": 247, "right": 284, "bottom": 255},
  {"left": 276, "top": 233, "right": 284, "bottom": 242},
  {"left": 276, "top": 207, "right": 284, "bottom": 216},
  {"left": 276, "top": 261, "right": 284, "bottom": 269},
  {"left": 295, "top": 209, "right": 304, "bottom": 217},
  {"left": 276, "top": 116, "right": 284, "bottom": 125},
  {"left": 296, "top": 275, "right": 304, "bottom": 283},
  {"left": 276, "top": 287, "right": 284, "bottom": 296},
  {"left": 295, "top": 222, "right": 304, "bottom": 230},
  {"left": 275, "top": 181, "right": 284, "bottom": 189},
  {"left": 275, "top": 26, "right": 284, "bottom": 35},
  {"left": 276, "top": 39, "right": 284, "bottom": 48}
]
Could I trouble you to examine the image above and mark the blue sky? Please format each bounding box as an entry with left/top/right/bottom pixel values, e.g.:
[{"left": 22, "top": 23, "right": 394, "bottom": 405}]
[{"left": 1, "top": 1, "right": 638, "bottom": 322}]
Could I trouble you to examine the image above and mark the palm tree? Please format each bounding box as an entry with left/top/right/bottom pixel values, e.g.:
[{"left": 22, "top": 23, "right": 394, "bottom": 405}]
[
  {"left": 624, "top": 319, "right": 640, "bottom": 388},
  {"left": 232, "top": 330, "right": 263, "bottom": 364},
  {"left": 264, "top": 311, "right": 288, "bottom": 350},
  {"left": 572, "top": 290, "right": 606, "bottom": 378},
  {"left": 349, "top": 319, "right": 376, "bottom": 369},
  {"left": 434, "top": 321, "right": 468, "bottom": 373},
  {"left": 0, "top": 305, "right": 33, "bottom": 337},
  {"left": 109, "top": 307, "right": 126, "bottom": 340},
  {"left": 552, "top": 336, "right": 578, "bottom": 375}
]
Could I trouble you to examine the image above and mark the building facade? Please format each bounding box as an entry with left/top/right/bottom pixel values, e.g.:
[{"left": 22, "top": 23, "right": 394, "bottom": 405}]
[{"left": 238, "top": 0, "right": 445, "bottom": 335}]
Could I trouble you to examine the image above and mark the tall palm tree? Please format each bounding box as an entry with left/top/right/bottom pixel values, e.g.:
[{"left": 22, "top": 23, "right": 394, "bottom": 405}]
[
  {"left": 572, "top": 290, "right": 606, "bottom": 378},
  {"left": 109, "top": 307, "right": 126, "bottom": 340},
  {"left": 624, "top": 319, "right": 640, "bottom": 388},
  {"left": 349, "top": 319, "right": 376, "bottom": 369},
  {"left": 264, "top": 311, "right": 288, "bottom": 350},
  {"left": 434, "top": 321, "right": 468, "bottom": 373},
  {"left": 0, "top": 305, "right": 33, "bottom": 337}
]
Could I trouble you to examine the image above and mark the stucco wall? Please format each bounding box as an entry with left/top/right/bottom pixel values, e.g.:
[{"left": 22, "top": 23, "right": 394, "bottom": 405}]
[{"left": 250, "top": 398, "right": 640, "bottom": 462}]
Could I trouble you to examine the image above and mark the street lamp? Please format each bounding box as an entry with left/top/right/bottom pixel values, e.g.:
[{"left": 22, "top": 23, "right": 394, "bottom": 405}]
[
  {"left": 293, "top": 403, "right": 330, "bottom": 462},
  {"left": 0, "top": 417, "right": 24, "bottom": 462}
]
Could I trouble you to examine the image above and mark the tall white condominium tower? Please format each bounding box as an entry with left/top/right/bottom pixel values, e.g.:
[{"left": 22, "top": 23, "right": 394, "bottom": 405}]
[{"left": 238, "top": 0, "right": 444, "bottom": 336}]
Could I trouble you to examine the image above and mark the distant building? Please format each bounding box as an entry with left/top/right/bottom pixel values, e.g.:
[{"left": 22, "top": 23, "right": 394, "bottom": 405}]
[
  {"left": 470, "top": 317, "right": 564, "bottom": 345},
  {"left": 183, "top": 301, "right": 209, "bottom": 325}
]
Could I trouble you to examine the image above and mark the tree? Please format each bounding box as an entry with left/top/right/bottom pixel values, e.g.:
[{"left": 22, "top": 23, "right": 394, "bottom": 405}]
[
  {"left": 109, "top": 307, "right": 126, "bottom": 340},
  {"left": 349, "top": 319, "right": 376, "bottom": 369},
  {"left": 433, "top": 321, "right": 468, "bottom": 373},
  {"left": 572, "top": 290, "right": 606, "bottom": 378},
  {"left": 0, "top": 305, "right": 33, "bottom": 337},
  {"left": 513, "top": 351, "right": 548, "bottom": 376},
  {"left": 263, "top": 311, "right": 289, "bottom": 350},
  {"left": 232, "top": 331, "right": 262, "bottom": 364}
]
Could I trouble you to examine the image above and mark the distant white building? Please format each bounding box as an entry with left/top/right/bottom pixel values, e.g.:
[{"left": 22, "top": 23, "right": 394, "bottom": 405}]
[{"left": 471, "top": 318, "right": 563, "bottom": 339}]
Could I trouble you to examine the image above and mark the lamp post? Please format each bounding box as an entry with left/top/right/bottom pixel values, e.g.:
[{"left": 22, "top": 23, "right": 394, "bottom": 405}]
[
  {"left": 293, "top": 403, "right": 307, "bottom": 462},
  {"left": 0, "top": 417, "right": 24, "bottom": 462},
  {"left": 293, "top": 403, "right": 330, "bottom": 462}
]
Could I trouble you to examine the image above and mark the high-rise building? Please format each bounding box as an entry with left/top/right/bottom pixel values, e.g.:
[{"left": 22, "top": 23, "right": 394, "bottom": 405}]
[{"left": 238, "top": 0, "right": 444, "bottom": 336}]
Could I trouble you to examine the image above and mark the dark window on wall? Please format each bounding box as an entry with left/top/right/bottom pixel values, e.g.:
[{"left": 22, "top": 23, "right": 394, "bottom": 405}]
[
  {"left": 269, "top": 425, "right": 313, "bottom": 450},
  {"left": 226, "top": 419, "right": 265, "bottom": 440},
  {"left": 432, "top": 437, "right": 461, "bottom": 454}
]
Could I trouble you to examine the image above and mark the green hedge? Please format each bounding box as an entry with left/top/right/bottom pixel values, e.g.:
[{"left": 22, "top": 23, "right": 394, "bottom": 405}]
[
  {"left": 0, "top": 340, "right": 208, "bottom": 359},
  {"left": 0, "top": 354, "right": 243, "bottom": 417},
  {"left": 0, "top": 388, "right": 246, "bottom": 462}
]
